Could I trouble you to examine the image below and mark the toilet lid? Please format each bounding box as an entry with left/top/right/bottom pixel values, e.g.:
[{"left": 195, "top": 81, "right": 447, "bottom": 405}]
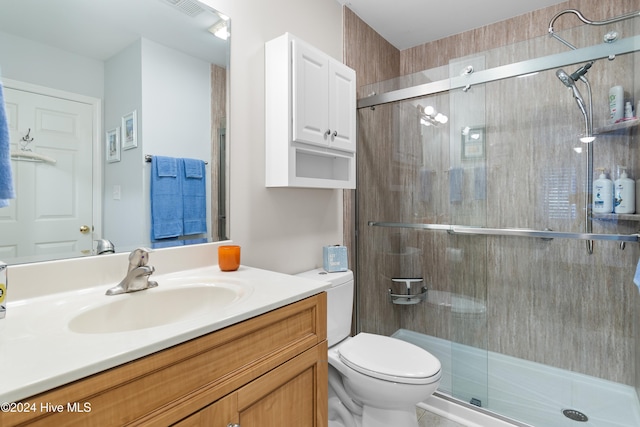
[{"left": 338, "top": 333, "right": 441, "bottom": 385}]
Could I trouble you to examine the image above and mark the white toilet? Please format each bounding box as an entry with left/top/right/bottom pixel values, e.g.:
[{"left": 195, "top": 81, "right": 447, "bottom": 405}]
[{"left": 296, "top": 269, "right": 441, "bottom": 427}]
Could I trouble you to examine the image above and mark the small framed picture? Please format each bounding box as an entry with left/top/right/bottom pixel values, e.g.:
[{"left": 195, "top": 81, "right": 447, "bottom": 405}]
[
  {"left": 121, "top": 110, "right": 138, "bottom": 150},
  {"left": 106, "top": 128, "right": 121, "bottom": 163},
  {"left": 461, "top": 126, "right": 485, "bottom": 160}
]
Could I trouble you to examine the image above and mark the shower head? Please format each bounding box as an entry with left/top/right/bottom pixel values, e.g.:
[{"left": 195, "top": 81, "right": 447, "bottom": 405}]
[
  {"left": 556, "top": 69, "right": 588, "bottom": 115},
  {"left": 556, "top": 69, "right": 575, "bottom": 87}
]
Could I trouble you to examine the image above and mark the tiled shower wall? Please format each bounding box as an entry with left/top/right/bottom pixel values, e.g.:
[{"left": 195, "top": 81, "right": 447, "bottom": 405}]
[{"left": 343, "top": 0, "right": 640, "bottom": 395}]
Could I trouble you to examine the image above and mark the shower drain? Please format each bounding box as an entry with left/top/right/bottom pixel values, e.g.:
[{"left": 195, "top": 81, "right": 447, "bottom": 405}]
[{"left": 562, "top": 409, "right": 588, "bottom": 422}]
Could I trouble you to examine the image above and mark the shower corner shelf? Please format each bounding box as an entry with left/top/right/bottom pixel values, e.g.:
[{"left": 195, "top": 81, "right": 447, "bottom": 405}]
[
  {"left": 592, "top": 212, "right": 640, "bottom": 222},
  {"left": 594, "top": 118, "right": 639, "bottom": 135}
]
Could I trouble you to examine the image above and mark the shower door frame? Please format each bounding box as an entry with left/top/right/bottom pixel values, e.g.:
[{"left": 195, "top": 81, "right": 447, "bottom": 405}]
[{"left": 355, "top": 30, "right": 640, "bottom": 426}]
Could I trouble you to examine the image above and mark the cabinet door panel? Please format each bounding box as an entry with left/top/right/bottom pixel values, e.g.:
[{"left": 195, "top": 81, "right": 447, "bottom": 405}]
[
  {"left": 329, "top": 61, "right": 356, "bottom": 152},
  {"left": 173, "top": 394, "right": 238, "bottom": 427},
  {"left": 237, "top": 342, "right": 328, "bottom": 427},
  {"left": 292, "top": 40, "right": 329, "bottom": 147}
]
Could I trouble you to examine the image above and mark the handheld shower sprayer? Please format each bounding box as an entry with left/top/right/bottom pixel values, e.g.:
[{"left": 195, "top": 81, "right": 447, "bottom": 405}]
[
  {"left": 556, "top": 69, "right": 587, "bottom": 116},
  {"left": 555, "top": 69, "right": 593, "bottom": 143}
]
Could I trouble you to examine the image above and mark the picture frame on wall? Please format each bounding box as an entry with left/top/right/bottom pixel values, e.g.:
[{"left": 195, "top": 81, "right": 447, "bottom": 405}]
[
  {"left": 461, "top": 126, "right": 485, "bottom": 161},
  {"left": 121, "top": 110, "right": 138, "bottom": 150},
  {"left": 106, "top": 128, "right": 121, "bottom": 163}
]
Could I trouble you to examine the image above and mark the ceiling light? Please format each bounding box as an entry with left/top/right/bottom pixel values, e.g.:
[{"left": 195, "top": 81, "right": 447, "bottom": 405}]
[{"left": 208, "top": 20, "right": 229, "bottom": 40}]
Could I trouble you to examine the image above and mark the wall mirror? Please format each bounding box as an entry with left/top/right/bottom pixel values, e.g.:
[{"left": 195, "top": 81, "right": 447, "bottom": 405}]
[{"left": 0, "top": 0, "right": 229, "bottom": 265}]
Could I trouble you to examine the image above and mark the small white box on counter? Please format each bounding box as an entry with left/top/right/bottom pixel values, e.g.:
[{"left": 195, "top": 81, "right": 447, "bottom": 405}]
[{"left": 323, "top": 245, "right": 348, "bottom": 272}]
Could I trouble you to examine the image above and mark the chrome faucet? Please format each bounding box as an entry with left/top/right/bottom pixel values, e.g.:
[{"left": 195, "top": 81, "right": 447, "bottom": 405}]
[
  {"left": 105, "top": 248, "right": 158, "bottom": 295},
  {"left": 95, "top": 239, "right": 115, "bottom": 255}
]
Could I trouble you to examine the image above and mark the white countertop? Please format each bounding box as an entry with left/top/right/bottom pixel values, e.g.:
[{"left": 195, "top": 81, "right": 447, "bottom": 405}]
[{"left": 0, "top": 259, "right": 330, "bottom": 403}]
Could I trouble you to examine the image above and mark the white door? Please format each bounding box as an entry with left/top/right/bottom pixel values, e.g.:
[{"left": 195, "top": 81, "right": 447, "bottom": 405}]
[
  {"left": 328, "top": 60, "right": 356, "bottom": 152},
  {"left": 0, "top": 87, "right": 94, "bottom": 263},
  {"left": 292, "top": 39, "right": 330, "bottom": 148}
]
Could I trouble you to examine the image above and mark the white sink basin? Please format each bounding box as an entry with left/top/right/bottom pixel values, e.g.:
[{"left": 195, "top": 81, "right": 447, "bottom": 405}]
[{"left": 68, "top": 281, "right": 248, "bottom": 334}]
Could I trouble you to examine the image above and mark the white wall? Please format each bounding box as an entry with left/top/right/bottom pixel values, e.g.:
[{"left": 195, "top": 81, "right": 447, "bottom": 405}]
[
  {"left": 103, "top": 41, "right": 144, "bottom": 251},
  {"left": 0, "top": 31, "right": 104, "bottom": 99},
  {"left": 201, "top": 0, "right": 345, "bottom": 274},
  {"left": 140, "top": 38, "right": 212, "bottom": 247},
  {"left": 104, "top": 38, "right": 213, "bottom": 252}
]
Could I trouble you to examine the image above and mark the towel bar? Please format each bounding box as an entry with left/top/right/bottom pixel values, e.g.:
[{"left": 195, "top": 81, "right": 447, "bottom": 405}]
[{"left": 145, "top": 154, "right": 208, "bottom": 165}]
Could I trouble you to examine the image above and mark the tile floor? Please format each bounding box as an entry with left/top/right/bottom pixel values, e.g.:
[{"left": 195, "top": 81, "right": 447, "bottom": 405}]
[{"left": 417, "top": 407, "right": 466, "bottom": 427}]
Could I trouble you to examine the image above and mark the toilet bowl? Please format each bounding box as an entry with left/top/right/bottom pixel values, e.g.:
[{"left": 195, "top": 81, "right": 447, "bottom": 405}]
[
  {"left": 295, "top": 269, "right": 441, "bottom": 427},
  {"left": 329, "top": 333, "right": 441, "bottom": 427}
]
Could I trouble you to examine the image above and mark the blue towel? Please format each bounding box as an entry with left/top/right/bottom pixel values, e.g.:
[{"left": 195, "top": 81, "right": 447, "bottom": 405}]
[
  {"left": 150, "top": 156, "right": 183, "bottom": 239},
  {"left": 449, "top": 167, "right": 463, "bottom": 203},
  {"left": 0, "top": 82, "right": 15, "bottom": 208},
  {"left": 156, "top": 156, "right": 178, "bottom": 177},
  {"left": 184, "top": 158, "right": 203, "bottom": 178},
  {"left": 182, "top": 158, "right": 207, "bottom": 235},
  {"left": 634, "top": 258, "right": 640, "bottom": 294},
  {"left": 184, "top": 237, "right": 208, "bottom": 246},
  {"left": 474, "top": 166, "right": 486, "bottom": 200},
  {"left": 418, "top": 167, "right": 431, "bottom": 202},
  {"left": 151, "top": 238, "right": 185, "bottom": 249}
]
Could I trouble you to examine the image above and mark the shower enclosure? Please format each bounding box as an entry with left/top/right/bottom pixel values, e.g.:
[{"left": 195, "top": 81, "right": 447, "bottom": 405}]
[{"left": 354, "top": 10, "right": 640, "bottom": 427}]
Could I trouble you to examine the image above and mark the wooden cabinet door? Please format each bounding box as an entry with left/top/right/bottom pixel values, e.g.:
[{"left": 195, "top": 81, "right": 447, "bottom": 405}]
[
  {"left": 237, "top": 343, "right": 328, "bottom": 427},
  {"left": 172, "top": 343, "right": 327, "bottom": 427},
  {"left": 173, "top": 394, "right": 239, "bottom": 427}
]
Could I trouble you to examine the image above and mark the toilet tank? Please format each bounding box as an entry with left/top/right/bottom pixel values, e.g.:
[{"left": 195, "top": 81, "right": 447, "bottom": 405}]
[{"left": 295, "top": 268, "right": 353, "bottom": 346}]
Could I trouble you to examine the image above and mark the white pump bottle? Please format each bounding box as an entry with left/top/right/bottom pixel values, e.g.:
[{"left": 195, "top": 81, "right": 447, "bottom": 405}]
[
  {"left": 593, "top": 168, "right": 613, "bottom": 214},
  {"left": 614, "top": 166, "right": 635, "bottom": 214}
]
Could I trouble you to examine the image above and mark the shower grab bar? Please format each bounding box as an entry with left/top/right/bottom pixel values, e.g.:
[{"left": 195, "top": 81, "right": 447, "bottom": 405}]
[
  {"left": 357, "top": 35, "right": 640, "bottom": 109},
  {"left": 367, "top": 221, "right": 640, "bottom": 243}
]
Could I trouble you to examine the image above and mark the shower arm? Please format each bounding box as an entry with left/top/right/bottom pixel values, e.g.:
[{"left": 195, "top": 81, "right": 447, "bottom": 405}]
[{"left": 548, "top": 9, "right": 640, "bottom": 50}]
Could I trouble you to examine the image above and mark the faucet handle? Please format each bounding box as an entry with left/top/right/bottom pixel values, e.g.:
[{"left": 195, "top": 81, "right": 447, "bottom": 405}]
[{"left": 129, "top": 247, "right": 153, "bottom": 268}]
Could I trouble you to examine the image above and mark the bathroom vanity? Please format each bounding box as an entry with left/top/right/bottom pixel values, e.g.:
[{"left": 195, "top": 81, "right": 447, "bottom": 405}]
[{"left": 0, "top": 244, "right": 329, "bottom": 426}]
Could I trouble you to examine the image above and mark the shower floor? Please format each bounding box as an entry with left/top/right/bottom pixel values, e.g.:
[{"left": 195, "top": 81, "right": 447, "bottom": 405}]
[{"left": 392, "top": 329, "right": 640, "bottom": 427}]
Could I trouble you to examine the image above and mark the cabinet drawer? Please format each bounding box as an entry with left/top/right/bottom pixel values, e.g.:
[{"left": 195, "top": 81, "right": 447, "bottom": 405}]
[{"left": 1, "top": 293, "right": 327, "bottom": 427}]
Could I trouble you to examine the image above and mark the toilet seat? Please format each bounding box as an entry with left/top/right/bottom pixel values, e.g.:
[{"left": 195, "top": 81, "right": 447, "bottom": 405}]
[{"left": 337, "top": 333, "right": 441, "bottom": 385}]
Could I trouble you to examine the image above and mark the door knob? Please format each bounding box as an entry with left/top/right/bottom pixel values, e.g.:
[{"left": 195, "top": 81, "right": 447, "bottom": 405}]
[
  {"left": 227, "top": 424, "right": 240, "bottom": 427},
  {"left": 79, "top": 225, "right": 91, "bottom": 234}
]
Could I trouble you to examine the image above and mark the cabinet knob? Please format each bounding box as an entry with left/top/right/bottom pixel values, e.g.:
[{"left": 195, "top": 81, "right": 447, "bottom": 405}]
[
  {"left": 325, "top": 129, "right": 331, "bottom": 137},
  {"left": 332, "top": 130, "right": 338, "bottom": 138}
]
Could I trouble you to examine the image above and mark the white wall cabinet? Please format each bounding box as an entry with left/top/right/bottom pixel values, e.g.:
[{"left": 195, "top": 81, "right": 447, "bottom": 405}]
[{"left": 266, "top": 33, "right": 356, "bottom": 189}]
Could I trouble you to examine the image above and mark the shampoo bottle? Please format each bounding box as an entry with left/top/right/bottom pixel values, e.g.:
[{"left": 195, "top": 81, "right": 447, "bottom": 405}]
[
  {"left": 609, "top": 86, "right": 624, "bottom": 123},
  {"left": 624, "top": 101, "right": 634, "bottom": 119},
  {"left": 593, "top": 168, "right": 613, "bottom": 214},
  {"left": 614, "top": 165, "right": 635, "bottom": 214}
]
